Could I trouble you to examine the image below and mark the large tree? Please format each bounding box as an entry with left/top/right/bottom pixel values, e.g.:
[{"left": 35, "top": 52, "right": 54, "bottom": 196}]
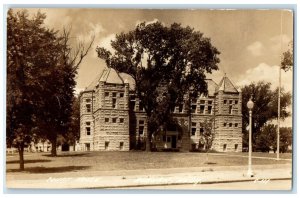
[
  {"left": 7, "top": 9, "right": 61, "bottom": 169},
  {"left": 35, "top": 27, "right": 93, "bottom": 156},
  {"left": 256, "top": 124, "right": 292, "bottom": 153},
  {"left": 278, "top": 127, "right": 292, "bottom": 153},
  {"left": 7, "top": 9, "right": 93, "bottom": 171},
  {"left": 255, "top": 124, "right": 277, "bottom": 152},
  {"left": 241, "top": 81, "right": 291, "bottom": 150},
  {"left": 97, "top": 22, "right": 220, "bottom": 150}
]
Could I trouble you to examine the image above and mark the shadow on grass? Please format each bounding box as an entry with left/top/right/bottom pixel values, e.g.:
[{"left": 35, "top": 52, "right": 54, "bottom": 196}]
[
  {"left": 204, "top": 162, "right": 217, "bottom": 165},
  {"left": 42, "top": 153, "right": 90, "bottom": 158},
  {"left": 6, "top": 159, "right": 52, "bottom": 164},
  {"left": 7, "top": 166, "right": 90, "bottom": 173}
]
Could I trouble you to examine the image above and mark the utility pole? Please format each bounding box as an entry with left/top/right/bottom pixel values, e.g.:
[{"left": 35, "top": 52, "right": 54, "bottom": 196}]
[{"left": 277, "top": 10, "right": 283, "bottom": 160}]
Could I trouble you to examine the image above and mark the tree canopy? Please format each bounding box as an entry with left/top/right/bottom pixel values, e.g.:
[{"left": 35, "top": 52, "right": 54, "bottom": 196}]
[
  {"left": 241, "top": 81, "right": 291, "bottom": 150},
  {"left": 7, "top": 9, "right": 92, "bottom": 169},
  {"left": 7, "top": 9, "right": 62, "bottom": 169},
  {"left": 281, "top": 41, "right": 293, "bottom": 72},
  {"left": 256, "top": 124, "right": 292, "bottom": 153},
  {"left": 96, "top": 21, "right": 220, "bottom": 150}
]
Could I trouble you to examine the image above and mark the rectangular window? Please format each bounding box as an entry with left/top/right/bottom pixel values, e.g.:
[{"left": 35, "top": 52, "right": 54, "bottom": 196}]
[
  {"left": 235, "top": 144, "right": 238, "bottom": 151},
  {"left": 86, "top": 127, "right": 91, "bottom": 135},
  {"left": 208, "top": 100, "right": 213, "bottom": 105},
  {"left": 105, "top": 92, "right": 109, "bottom": 97},
  {"left": 139, "top": 120, "right": 144, "bottom": 125},
  {"left": 85, "top": 143, "right": 90, "bottom": 151},
  {"left": 120, "top": 118, "right": 124, "bottom": 123},
  {"left": 235, "top": 100, "right": 238, "bottom": 105},
  {"left": 130, "top": 100, "right": 135, "bottom": 111},
  {"left": 139, "top": 102, "right": 144, "bottom": 111},
  {"left": 191, "top": 128, "right": 196, "bottom": 136},
  {"left": 223, "top": 144, "right": 227, "bottom": 151},
  {"left": 171, "top": 106, "right": 175, "bottom": 113},
  {"left": 229, "top": 123, "right": 232, "bottom": 127},
  {"left": 139, "top": 126, "right": 144, "bottom": 135},
  {"left": 207, "top": 106, "right": 212, "bottom": 114},
  {"left": 120, "top": 93, "right": 124, "bottom": 98},
  {"left": 86, "top": 122, "right": 91, "bottom": 126},
  {"left": 191, "top": 105, "right": 197, "bottom": 113},
  {"left": 112, "top": 98, "right": 117, "bottom": 108},
  {"left": 112, "top": 92, "right": 117, "bottom": 97},
  {"left": 200, "top": 127, "right": 204, "bottom": 136},
  {"left": 200, "top": 105, "right": 205, "bottom": 114},
  {"left": 105, "top": 141, "right": 109, "bottom": 150},
  {"left": 224, "top": 100, "right": 227, "bottom": 104},
  {"left": 229, "top": 105, "right": 233, "bottom": 114},
  {"left": 200, "top": 100, "right": 205, "bottom": 104},
  {"left": 86, "top": 99, "right": 91, "bottom": 103},
  {"left": 178, "top": 104, "right": 183, "bottom": 113},
  {"left": 191, "top": 122, "right": 196, "bottom": 136},
  {"left": 86, "top": 104, "right": 91, "bottom": 113},
  {"left": 112, "top": 118, "right": 117, "bottom": 123},
  {"left": 229, "top": 100, "right": 232, "bottom": 104},
  {"left": 235, "top": 123, "right": 238, "bottom": 127},
  {"left": 105, "top": 118, "right": 109, "bottom": 123},
  {"left": 120, "top": 142, "right": 124, "bottom": 150},
  {"left": 224, "top": 123, "right": 227, "bottom": 127}
]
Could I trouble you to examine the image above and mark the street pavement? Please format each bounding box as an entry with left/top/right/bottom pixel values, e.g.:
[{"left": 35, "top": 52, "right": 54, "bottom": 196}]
[
  {"left": 6, "top": 163, "right": 292, "bottom": 190},
  {"left": 119, "top": 179, "right": 291, "bottom": 190}
]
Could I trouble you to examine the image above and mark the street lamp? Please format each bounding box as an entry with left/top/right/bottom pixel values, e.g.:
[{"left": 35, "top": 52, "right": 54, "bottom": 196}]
[{"left": 247, "top": 96, "right": 254, "bottom": 177}]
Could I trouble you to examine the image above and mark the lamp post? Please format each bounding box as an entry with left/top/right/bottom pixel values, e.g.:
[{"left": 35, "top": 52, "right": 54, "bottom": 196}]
[{"left": 247, "top": 96, "right": 254, "bottom": 177}]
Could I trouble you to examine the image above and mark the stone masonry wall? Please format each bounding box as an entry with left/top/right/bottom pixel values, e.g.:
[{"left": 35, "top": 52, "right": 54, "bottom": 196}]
[
  {"left": 79, "top": 76, "right": 243, "bottom": 152},
  {"left": 92, "top": 82, "right": 130, "bottom": 151},
  {"left": 214, "top": 91, "right": 242, "bottom": 152},
  {"left": 79, "top": 91, "right": 94, "bottom": 151}
]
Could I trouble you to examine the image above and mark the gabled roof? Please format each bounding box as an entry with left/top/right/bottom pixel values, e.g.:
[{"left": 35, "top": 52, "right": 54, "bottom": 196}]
[{"left": 217, "top": 74, "right": 239, "bottom": 93}]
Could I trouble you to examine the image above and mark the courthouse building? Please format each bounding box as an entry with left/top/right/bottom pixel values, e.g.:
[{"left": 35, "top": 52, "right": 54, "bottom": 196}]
[{"left": 79, "top": 67, "right": 242, "bottom": 152}]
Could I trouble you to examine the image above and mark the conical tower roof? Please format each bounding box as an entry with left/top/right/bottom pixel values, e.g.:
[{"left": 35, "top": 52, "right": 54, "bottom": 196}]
[
  {"left": 84, "top": 67, "right": 136, "bottom": 91},
  {"left": 217, "top": 74, "right": 239, "bottom": 93},
  {"left": 99, "top": 67, "right": 124, "bottom": 84}
]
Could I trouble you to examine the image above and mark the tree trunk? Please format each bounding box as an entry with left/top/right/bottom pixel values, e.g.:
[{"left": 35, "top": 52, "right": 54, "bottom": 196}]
[
  {"left": 145, "top": 136, "right": 151, "bottom": 151},
  {"left": 18, "top": 143, "right": 25, "bottom": 171},
  {"left": 50, "top": 137, "right": 57, "bottom": 156},
  {"left": 145, "top": 127, "right": 152, "bottom": 151}
]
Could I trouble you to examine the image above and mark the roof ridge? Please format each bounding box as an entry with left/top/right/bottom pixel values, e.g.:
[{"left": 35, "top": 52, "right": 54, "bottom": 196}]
[
  {"left": 114, "top": 68, "right": 124, "bottom": 84},
  {"left": 217, "top": 75, "right": 239, "bottom": 93},
  {"left": 85, "top": 69, "right": 105, "bottom": 91},
  {"left": 105, "top": 67, "right": 110, "bottom": 82}
]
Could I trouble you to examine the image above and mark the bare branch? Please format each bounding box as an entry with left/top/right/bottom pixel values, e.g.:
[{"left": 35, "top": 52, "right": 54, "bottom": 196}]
[{"left": 72, "top": 34, "right": 95, "bottom": 73}]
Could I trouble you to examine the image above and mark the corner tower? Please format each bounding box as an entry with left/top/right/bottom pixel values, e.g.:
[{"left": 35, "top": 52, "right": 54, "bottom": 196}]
[{"left": 214, "top": 74, "right": 242, "bottom": 152}]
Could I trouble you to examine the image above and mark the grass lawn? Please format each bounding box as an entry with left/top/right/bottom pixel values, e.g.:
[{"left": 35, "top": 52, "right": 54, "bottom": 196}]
[{"left": 6, "top": 151, "right": 292, "bottom": 178}]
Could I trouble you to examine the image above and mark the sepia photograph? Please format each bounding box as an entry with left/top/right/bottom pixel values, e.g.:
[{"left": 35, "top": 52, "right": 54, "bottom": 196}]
[{"left": 5, "top": 7, "right": 294, "bottom": 191}]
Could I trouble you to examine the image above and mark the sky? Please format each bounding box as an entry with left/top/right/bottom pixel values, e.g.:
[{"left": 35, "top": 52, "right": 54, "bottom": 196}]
[{"left": 17, "top": 8, "right": 294, "bottom": 126}]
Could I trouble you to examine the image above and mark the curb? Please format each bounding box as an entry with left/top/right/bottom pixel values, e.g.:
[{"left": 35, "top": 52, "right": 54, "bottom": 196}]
[{"left": 85, "top": 177, "right": 292, "bottom": 189}]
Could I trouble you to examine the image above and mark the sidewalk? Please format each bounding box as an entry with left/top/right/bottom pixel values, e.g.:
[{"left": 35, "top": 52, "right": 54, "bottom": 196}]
[{"left": 6, "top": 164, "right": 292, "bottom": 189}]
